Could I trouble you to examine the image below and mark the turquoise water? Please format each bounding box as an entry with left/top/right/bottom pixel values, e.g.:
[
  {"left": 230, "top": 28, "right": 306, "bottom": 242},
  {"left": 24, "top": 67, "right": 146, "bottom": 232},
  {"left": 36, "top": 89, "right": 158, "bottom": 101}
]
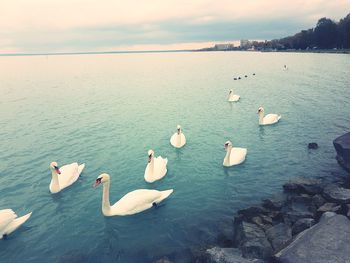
[{"left": 0, "top": 51, "right": 350, "bottom": 262}]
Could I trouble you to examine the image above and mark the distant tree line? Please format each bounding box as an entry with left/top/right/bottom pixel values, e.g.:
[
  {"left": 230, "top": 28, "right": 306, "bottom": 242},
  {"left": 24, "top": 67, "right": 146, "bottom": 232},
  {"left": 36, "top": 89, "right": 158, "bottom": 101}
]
[{"left": 258, "top": 13, "right": 350, "bottom": 50}]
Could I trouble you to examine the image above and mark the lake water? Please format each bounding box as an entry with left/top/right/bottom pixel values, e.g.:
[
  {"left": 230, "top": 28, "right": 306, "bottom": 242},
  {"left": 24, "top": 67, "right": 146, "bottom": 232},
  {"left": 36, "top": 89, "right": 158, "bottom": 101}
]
[{"left": 0, "top": 51, "right": 350, "bottom": 262}]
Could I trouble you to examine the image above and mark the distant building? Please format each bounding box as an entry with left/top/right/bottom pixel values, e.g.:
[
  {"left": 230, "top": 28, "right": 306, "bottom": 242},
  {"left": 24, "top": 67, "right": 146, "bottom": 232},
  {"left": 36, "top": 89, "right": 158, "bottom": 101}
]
[
  {"left": 214, "top": 44, "right": 234, "bottom": 50},
  {"left": 240, "top": 40, "right": 251, "bottom": 49}
]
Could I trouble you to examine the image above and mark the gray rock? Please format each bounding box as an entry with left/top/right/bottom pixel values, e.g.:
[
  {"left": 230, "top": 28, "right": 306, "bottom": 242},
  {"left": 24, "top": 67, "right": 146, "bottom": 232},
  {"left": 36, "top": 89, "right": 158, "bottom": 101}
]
[
  {"left": 275, "top": 214, "right": 350, "bottom": 263},
  {"left": 153, "top": 257, "right": 173, "bottom": 263},
  {"left": 205, "top": 247, "right": 251, "bottom": 263},
  {"left": 262, "top": 195, "right": 285, "bottom": 210},
  {"left": 282, "top": 194, "right": 315, "bottom": 224},
  {"left": 323, "top": 184, "right": 350, "bottom": 204},
  {"left": 312, "top": 194, "right": 326, "bottom": 208},
  {"left": 237, "top": 206, "right": 269, "bottom": 220},
  {"left": 251, "top": 216, "right": 272, "bottom": 231},
  {"left": 316, "top": 202, "right": 342, "bottom": 217},
  {"left": 233, "top": 220, "right": 272, "bottom": 260},
  {"left": 283, "top": 178, "right": 323, "bottom": 195},
  {"left": 308, "top": 142, "right": 318, "bottom": 149},
  {"left": 320, "top": 211, "right": 336, "bottom": 220},
  {"left": 292, "top": 218, "right": 315, "bottom": 235},
  {"left": 266, "top": 223, "right": 292, "bottom": 252},
  {"left": 333, "top": 132, "right": 350, "bottom": 173}
]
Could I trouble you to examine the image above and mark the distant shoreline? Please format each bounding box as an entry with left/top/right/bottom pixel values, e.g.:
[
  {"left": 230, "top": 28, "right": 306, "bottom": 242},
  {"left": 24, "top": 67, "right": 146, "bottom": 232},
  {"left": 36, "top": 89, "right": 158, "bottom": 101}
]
[{"left": 0, "top": 49, "right": 349, "bottom": 57}]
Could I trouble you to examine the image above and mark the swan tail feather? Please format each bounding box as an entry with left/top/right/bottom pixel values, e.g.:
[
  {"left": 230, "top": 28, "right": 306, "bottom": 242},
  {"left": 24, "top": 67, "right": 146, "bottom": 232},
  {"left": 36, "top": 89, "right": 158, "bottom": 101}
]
[
  {"left": 3, "top": 212, "right": 32, "bottom": 236},
  {"left": 78, "top": 163, "right": 85, "bottom": 176},
  {"left": 155, "top": 189, "right": 173, "bottom": 204}
]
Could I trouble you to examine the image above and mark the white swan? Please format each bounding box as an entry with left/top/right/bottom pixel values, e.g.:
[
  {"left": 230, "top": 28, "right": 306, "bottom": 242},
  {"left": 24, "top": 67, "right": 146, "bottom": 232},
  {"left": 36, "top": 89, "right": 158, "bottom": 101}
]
[
  {"left": 49, "top": 162, "right": 85, "bottom": 194},
  {"left": 170, "top": 125, "right": 186, "bottom": 148},
  {"left": 223, "top": 141, "right": 247, "bottom": 167},
  {"left": 228, "top": 89, "right": 240, "bottom": 102},
  {"left": 93, "top": 173, "right": 173, "bottom": 216},
  {"left": 0, "top": 209, "right": 32, "bottom": 239},
  {"left": 257, "top": 107, "right": 281, "bottom": 125},
  {"left": 144, "top": 150, "right": 168, "bottom": 183}
]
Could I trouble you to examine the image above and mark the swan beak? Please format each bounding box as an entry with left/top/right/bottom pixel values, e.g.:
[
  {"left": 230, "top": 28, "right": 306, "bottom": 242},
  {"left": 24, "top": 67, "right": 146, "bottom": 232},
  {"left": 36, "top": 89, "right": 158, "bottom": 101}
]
[
  {"left": 148, "top": 155, "right": 152, "bottom": 163},
  {"left": 93, "top": 179, "right": 101, "bottom": 188},
  {"left": 177, "top": 129, "right": 181, "bottom": 135},
  {"left": 54, "top": 166, "right": 61, "bottom": 174},
  {"left": 224, "top": 144, "right": 228, "bottom": 150}
]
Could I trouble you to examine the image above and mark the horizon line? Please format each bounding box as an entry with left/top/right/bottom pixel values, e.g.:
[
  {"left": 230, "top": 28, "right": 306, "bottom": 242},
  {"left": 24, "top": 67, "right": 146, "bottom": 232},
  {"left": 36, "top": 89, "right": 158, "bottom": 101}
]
[{"left": 0, "top": 49, "right": 198, "bottom": 57}]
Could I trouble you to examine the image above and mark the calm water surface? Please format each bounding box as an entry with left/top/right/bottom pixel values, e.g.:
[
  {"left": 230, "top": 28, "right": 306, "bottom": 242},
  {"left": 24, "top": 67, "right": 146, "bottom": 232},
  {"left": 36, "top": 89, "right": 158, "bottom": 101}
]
[{"left": 0, "top": 52, "right": 350, "bottom": 262}]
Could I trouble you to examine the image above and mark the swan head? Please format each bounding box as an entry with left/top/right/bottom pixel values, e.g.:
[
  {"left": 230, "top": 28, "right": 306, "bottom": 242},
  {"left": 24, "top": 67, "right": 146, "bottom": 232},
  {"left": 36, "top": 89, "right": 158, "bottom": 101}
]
[
  {"left": 229, "top": 89, "right": 233, "bottom": 94},
  {"left": 224, "top": 141, "right": 232, "bottom": 150},
  {"left": 148, "top": 150, "right": 154, "bottom": 163},
  {"left": 257, "top": 107, "right": 264, "bottom": 114},
  {"left": 93, "top": 173, "right": 110, "bottom": 188},
  {"left": 177, "top": 125, "right": 181, "bottom": 134},
  {"left": 49, "top": 162, "right": 61, "bottom": 174}
]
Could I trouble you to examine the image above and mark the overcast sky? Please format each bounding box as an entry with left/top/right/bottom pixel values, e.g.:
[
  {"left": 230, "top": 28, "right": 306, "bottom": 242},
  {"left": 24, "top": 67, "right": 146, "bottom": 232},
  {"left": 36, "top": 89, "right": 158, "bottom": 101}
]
[{"left": 0, "top": 0, "right": 348, "bottom": 53}]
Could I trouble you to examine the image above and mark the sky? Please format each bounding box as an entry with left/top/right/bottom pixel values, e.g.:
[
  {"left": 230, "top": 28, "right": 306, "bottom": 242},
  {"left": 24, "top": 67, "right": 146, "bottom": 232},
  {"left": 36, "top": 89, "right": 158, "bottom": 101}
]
[{"left": 0, "top": 0, "right": 349, "bottom": 53}]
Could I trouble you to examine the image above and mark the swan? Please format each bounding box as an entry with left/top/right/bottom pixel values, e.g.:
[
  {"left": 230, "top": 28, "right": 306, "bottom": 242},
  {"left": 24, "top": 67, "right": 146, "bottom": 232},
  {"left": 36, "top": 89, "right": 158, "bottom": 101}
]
[
  {"left": 257, "top": 107, "right": 281, "bottom": 125},
  {"left": 0, "top": 209, "right": 32, "bottom": 239},
  {"left": 170, "top": 125, "right": 186, "bottom": 148},
  {"left": 49, "top": 162, "right": 85, "bottom": 194},
  {"left": 223, "top": 141, "right": 247, "bottom": 167},
  {"left": 93, "top": 173, "right": 173, "bottom": 216},
  {"left": 228, "top": 89, "right": 240, "bottom": 102},
  {"left": 144, "top": 150, "right": 168, "bottom": 183}
]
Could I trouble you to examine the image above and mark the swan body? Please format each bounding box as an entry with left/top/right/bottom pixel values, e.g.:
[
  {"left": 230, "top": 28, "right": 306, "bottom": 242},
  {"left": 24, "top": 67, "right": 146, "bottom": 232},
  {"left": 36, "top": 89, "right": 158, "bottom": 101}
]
[
  {"left": 93, "top": 173, "right": 173, "bottom": 216},
  {"left": 49, "top": 162, "right": 85, "bottom": 194},
  {"left": 257, "top": 107, "right": 281, "bottom": 125},
  {"left": 223, "top": 141, "right": 247, "bottom": 167},
  {"left": 0, "top": 209, "right": 32, "bottom": 239},
  {"left": 144, "top": 150, "right": 168, "bottom": 183},
  {"left": 228, "top": 89, "right": 240, "bottom": 102},
  {"left": 170, "top": 125, "right": 186, "bottom": 148}
]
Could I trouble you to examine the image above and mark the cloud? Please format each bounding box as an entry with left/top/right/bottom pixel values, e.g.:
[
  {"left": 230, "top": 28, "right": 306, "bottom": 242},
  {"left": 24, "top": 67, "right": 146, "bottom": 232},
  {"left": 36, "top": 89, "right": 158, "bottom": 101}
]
[{"left": 0, "top": 0, "right": 349, "bottom": 53}]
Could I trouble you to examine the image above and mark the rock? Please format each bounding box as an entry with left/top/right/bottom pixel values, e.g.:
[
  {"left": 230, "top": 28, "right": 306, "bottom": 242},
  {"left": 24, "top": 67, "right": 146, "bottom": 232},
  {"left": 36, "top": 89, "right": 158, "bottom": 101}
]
[
  {"left": 316, "top": 202, "right": 342, "bottom": 218},
  {"left": 345, "top": 204, "right": 350, "bottom": 219},
  {"left": 153, "top": 257, "right": 173, "bottom": 263},
  {"left": 275, "top": 214, "right": 350, "bottom": 263},
  {"left": 333, "top": 132, "right": 350, "bottom": 173},
  {"left": 251, "top": 216, "right": 272, "bottom": 231},
  {"left": 292, "top": 218, "right": 315, "bottom": 235},
  {"left": 205, "top": 247, "right": 252, "bottom": 263},
  {"left": 312, "top": 194, "right": 326, "bottom": 208},
  {"left": 262, "top": 196, "right": 285, "bottom": 210},
  {"left": 320, "top": 211, "right": 336, "bottom": 220},
  {"left": 233, "top": 220, "right": 272, "bottom": 260},
  {"left": 323, "top": 184, "right": 350, "bottom": 204},
  {"left": 265, "top": 223, "right": 292, "bottom": 252},
  {"left": 237, "top": 206, "right": 269, "bottom": 221},
  {"left": 283, "top": 178, "right": 323, "bottom": 195},
  {"left": 308, "top": 142, "right": 318, "bottom": 149},
  {"left": 282, "top": 194, "right": 315, "bottom": 224}
]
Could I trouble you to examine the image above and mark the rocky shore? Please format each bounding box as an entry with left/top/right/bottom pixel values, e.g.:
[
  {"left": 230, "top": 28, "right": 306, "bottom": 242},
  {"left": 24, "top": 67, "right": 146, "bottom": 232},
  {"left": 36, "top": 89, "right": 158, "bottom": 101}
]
[{"left": 194, "top": 132, "right": 350, "bottom": 263}]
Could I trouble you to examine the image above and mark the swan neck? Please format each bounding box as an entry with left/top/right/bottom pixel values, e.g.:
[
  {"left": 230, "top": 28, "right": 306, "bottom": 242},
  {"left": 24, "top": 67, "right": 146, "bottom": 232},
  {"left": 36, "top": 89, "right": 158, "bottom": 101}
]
[
  {"left": 102, "top": 181, "right": 111, "bottom": 213},
  {"left": 149, "top": 158, "right": 155, "bottom": 174},
  {"left": 51, "top": 171, "right": 60, "bottom": 192},
  {"left": 258, "top": 112, "right": 264, "bottom": 124},
  {"left": 224, "top": 146, "right": 232, "bottom": 164}
]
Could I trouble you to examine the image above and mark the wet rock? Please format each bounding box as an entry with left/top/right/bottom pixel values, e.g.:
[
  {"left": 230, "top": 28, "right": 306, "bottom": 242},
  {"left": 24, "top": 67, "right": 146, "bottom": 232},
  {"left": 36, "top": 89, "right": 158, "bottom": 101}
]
[
  {"left": 345, "top": 204, "right": 350, "bottom": 219},
  {"left": 323, "top": 184, "right": 350, "bottom": 204},
  {"left": 333, "top": 132, "right": 350, "bottom": 173},
  {"left": 283, "top": 178, "right": 323, "bottom": 195},
  {"left": 205, "top": 247, "right": 252, "bottom": 263},
  {"left": 308, "top": 142, "right": 318, "bottom": 149},
  {"left": 237, "top": 206, "right": 269, "bottom": 221},
  {"left": 233, "top": 220, "right": 272, "bottom": 260},
  {"left": 292, "top": 218, "right": 315, "bottom": 235},
  {"left": 316, "top": 202, "right": 342, "bottom": 218},
  {"left": 275, "top": 214, "right": 350, "bottom": 263},
  {"left": 262, "top": 196, "right": 285, "bottom": 210},
  {"left": 266, "top": 223, "right": 292, "bottom": 252},
  {"left": 251, "top": 216, "right": 272, "bottom": 231},
  {"left": 312, "top": 194, "right": 326, "bottom": 208},
  {"left": 153, "top": 257, "right": 173, "bottom": 263},
  {"left": 320, "top": 211, "right": 336, "bottom": 220},
  {"left": 282, "top": 194, "right": 315, "bottom": 224}
]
